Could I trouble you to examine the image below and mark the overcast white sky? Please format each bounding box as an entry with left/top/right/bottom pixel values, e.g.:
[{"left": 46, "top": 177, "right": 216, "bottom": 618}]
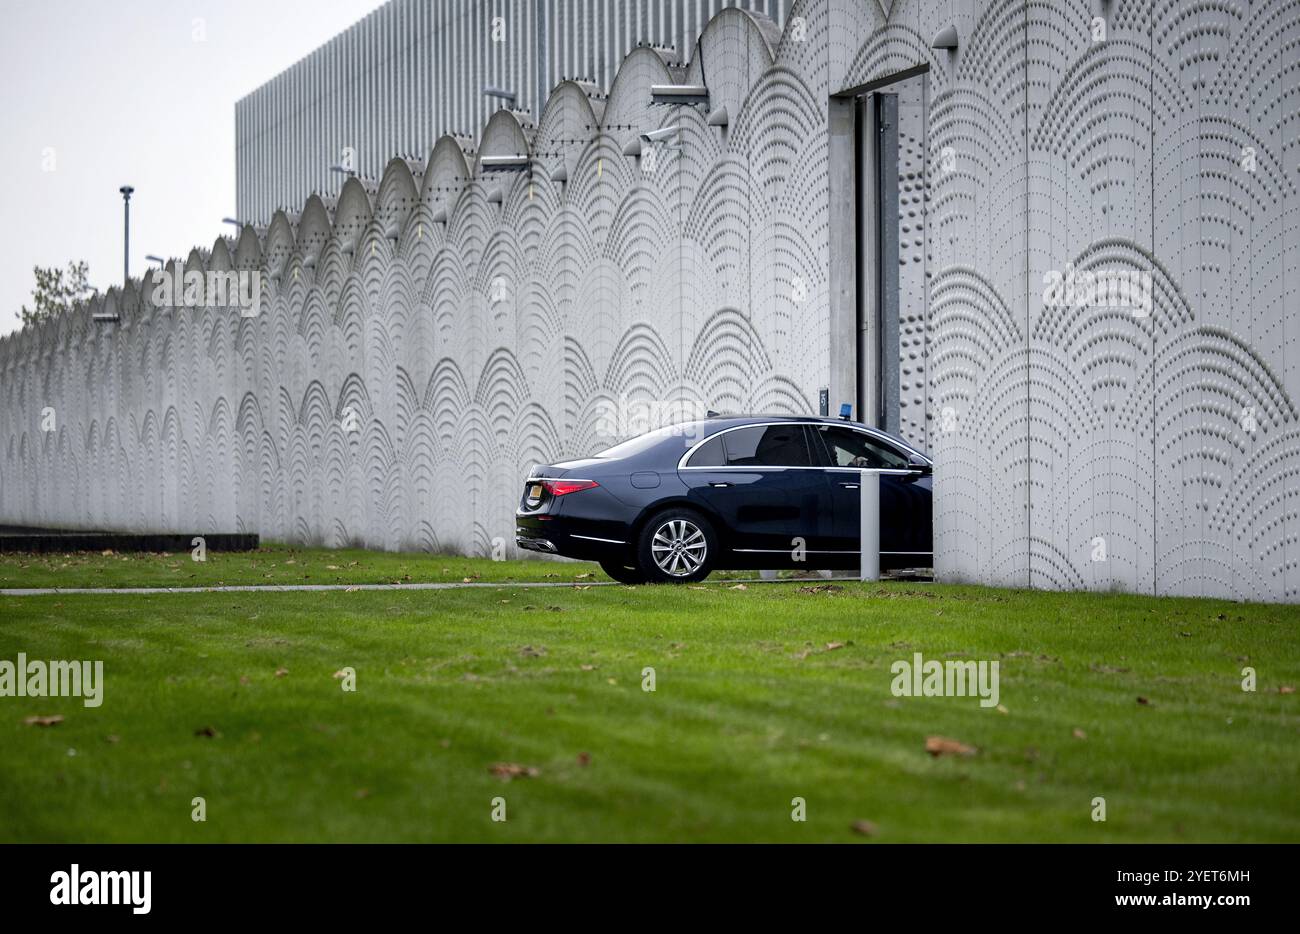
[{"left": 0, "top": 0, "right": 387, "bottom": 336}]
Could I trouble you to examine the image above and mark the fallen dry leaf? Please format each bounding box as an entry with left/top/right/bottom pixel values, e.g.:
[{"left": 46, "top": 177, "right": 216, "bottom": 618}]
[
  {"left": 1280, "top": 686, "right": 1295, "bottom": 695},
  {"left": 332, "top": 669, "right": 348, "bottom": 679},
  {"left": 825, "top": 642, "right": 846, "bottom": 651},
  {"left": 925, "top": 735, "right": 978, "bottom": 757},
  {"left": 275, "top": 667, "right": 289, "bottom": 678},
  {"left": 1136, "top": 696, "right": 1150, "bottom": 705},
  {"left": 850, "top": 820, "right": 877, "bottom": 836},
  {"left": 1072, "top": 728, "right": 1087, "bottom": 739},
  {"left": 729, "top": 583, "right": 748, "bottom": 591},
  {"left": 193, "top": 726, "right": 219, "bottom": 738},
  {"left": 354, "top": 788, "right": 371, "bottom": 799},
  {"left": 519, "top": 645, "right": 547, "bottom": 658},
  {"left": 24, "top": 714, "right": 63, "bottom": 727},
  {"left": 577, "top": 751, "right": 591, "bottom": 767},
  {"left": 488, "top": 762, "right": 540, "bottom": 781}
]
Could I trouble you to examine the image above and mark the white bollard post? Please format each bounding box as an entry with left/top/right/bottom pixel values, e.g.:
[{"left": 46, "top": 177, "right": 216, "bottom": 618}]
[{"left": 859, "top": 469, "right": 879, "bottom": 582}]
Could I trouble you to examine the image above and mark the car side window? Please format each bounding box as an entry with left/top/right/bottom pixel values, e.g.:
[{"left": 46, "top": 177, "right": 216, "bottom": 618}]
[
  {"left": 811, "top": 425, "right": 910, "bottom": 469},
  {"left": 686, "top": 434, "right": 726, "bottom": 467},
  {"left": 721, "top": 425, "right": 811, "bottom": 467}
]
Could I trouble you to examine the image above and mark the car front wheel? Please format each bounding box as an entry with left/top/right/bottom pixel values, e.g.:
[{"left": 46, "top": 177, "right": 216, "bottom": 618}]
[{"left": 637, "top": 508, "right": 716, "bottom": 583}]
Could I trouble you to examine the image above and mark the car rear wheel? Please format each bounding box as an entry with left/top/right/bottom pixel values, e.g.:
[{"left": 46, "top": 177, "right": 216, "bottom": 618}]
[
  {"left": 637, "top": 508, "right": 716, "bottom": 583},
  {"left": 599, "top": 558, "right": 648, "bottom": 585}
]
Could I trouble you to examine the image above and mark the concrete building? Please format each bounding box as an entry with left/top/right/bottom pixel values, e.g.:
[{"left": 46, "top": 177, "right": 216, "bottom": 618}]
[
  {"left": 236, "top": 0, "right": 791, "bottom": 222},
  {"left": 3, "top": 0, "right": 1299, "bottom": 602}
]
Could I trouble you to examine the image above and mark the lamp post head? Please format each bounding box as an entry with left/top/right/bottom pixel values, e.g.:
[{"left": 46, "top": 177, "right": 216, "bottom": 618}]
[{"left": 119, "top": 185, "right": 134, "bottom": 200}]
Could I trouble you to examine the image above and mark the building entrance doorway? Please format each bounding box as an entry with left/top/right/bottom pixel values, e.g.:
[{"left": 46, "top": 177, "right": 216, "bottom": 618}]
[{"left": 830, "top": 66, "right": 929, "bottom": 451}]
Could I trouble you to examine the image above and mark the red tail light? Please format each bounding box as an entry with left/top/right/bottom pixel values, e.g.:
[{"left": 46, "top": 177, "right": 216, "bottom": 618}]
[{"left": 542, "top": 478, "right": 599, "bottom": 497}]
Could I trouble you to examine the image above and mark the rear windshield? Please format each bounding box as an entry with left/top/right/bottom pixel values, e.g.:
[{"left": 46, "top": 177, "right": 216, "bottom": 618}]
[{"left": 595, "top": 425, "right": 699, "bottom": 459}]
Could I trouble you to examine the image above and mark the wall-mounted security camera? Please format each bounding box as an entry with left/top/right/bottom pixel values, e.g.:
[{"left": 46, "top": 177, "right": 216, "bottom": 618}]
[
  {"left": 639, "top": 125, "right": 681, "bottom": 144},
  {"left": 650, "top": 84, "right": 709, "bottom": 105}
]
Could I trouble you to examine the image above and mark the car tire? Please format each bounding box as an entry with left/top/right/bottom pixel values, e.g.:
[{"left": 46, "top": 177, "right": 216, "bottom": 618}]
[
  {"left": 599, "top": 558, "right": 648, "bottom": 585},
  {"left": 637, "top": 508, "right": 716, "bottom": 584}
]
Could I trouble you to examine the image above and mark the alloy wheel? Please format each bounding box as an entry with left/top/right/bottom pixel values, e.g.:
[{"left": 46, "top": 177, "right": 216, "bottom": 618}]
[{"left": 650, "top": 518, "right": 707, "bottom": 577}]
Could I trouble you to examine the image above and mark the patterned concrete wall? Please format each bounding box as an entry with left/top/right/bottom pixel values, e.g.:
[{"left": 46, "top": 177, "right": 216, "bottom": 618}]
[{"left": 2, "top": 0, "right": 1298, "bottom": 602}]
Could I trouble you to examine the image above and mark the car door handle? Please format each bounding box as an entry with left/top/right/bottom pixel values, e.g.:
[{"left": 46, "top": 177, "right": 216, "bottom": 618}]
[
  {"left": 839, "top": 482, "right": 860, "bottom": 489},
  {"left": 709, "top": 481, "right": 732, "bottom": 488}
]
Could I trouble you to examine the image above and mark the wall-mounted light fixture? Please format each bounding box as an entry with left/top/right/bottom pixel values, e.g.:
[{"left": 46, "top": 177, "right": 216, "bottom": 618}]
[
  {"left": 480, "top": 154, "right": 530, "bottom": 172},
  {"left": 931, "top": 25, "right": 959, "bottom": 50},
  {"left": 483, "top": 86, "right": 518, "bottom": 105},
  {"left": 650, "top": 84, "right": 709, "bottom": 106}
]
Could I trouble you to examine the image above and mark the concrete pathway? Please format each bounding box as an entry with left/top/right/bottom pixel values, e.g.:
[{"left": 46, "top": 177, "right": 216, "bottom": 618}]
[{"left": 0, "top": 573, "right": 929, "bottom": 597}]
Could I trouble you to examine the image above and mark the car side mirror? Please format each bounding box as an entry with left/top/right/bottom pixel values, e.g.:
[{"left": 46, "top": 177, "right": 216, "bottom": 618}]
[{"left": 906, "top": 452, "right": 931, "bottom": 475}]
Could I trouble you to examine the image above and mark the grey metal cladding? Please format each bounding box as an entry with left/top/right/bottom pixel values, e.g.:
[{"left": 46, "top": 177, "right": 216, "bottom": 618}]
[{"left": 234, "top": 0, "right": 789, "bottom": 223}]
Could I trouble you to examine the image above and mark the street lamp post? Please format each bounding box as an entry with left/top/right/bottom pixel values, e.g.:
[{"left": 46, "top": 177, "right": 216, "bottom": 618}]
[{"left": 119, "top": 185, "right": 134, "bottom": 284}]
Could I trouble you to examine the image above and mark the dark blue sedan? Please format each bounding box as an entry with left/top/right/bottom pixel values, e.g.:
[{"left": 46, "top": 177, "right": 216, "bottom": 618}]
[{"left": 515, "top": 415, "right": 933, "bottom": 583}]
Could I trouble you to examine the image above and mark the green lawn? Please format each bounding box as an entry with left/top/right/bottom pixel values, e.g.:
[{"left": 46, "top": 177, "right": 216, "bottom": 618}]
[
  {"left": 1, "top": 562, "right": 1297, "bottom": 842},
  {"left": 0, "top": 545, "right": 601, "bottom": 589}
]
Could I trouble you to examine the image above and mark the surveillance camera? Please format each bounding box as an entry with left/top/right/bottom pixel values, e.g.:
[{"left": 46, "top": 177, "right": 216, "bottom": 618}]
[{"left": 640, "top": 125, "right": 680, "bottom": 144}]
